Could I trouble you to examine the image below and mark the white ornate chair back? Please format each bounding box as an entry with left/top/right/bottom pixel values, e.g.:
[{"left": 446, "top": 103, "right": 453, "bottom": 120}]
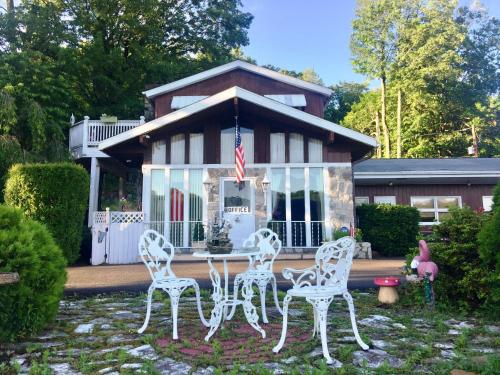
[
  {"left": 243, "top": 228, "right": 282, "bottom": 272},
  {"left": 314, "top": 237, "right": 355, "bottom": 290},
  {"left": 139, "top": 230, "right": 176, "bottom": 281}
]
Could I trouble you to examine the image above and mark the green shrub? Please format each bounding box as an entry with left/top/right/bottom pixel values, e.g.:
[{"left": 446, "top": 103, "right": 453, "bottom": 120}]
[
  {"left": 428, "top": 207, "right": 490, "bottom": 310},
  {"left": 4, "top": 163, "right": 89, "bottom": 264},
  {"left": 0, "top": 205, "right": 67, "bottom": 341},
  {"left": 0, "top": 135, "right": 25, "bottom": 201},
  {"left": 356, "top": 204, "right": 420, "bottom": 256},
  {"left": 478, "top": 183, "right": 500, "bottom": 309}
]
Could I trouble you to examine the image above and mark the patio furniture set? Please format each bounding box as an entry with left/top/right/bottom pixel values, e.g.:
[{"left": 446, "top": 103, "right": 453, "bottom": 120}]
[{"left": 137, "top": 228, "right": 369, "bottom": 365}]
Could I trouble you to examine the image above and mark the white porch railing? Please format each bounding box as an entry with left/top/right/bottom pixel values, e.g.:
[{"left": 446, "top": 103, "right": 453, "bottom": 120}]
[
  {"left": 69, "top": 116, "right": 144, "bottom": 158},
  {"left": 92, "top": 212, "right": 331, "bottom": 264}
]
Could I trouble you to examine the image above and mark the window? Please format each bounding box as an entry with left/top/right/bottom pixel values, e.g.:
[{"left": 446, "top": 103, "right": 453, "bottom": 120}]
[
  {"left": 170, "top": 134, "right": 185, "bottom": 164},
  {"left": 289, "top": 133, "right": 304, "bottom": 163},
  {"left": 355, "top": 196, "right": 369, "bottom": 206},
  {"left": 374, "top": 196, "right": 396, "bottom": 205},
  {"left": 221, "top": 127, "right": 254, "bottom": 164},
  {"left": 270, "top": 133, "right": 285, "bottom": 163},
  {"left": 308, "top": 138, "right": 323, "bottom": 162},
  {"left": 189, "top": 134, "right": 204, "bottom": 164},
  {"left": 150, "top": 170, "right": 166, "bottom": 234},
  {"left": 290, "top": 168, "right": 306, "bottom": 246},
  {"left": 483, "top": 196, "right": 493, "bottom": 212},
  {"left": 152, "top": 140, "right": 166, "bottom": 164},
  {"left": 411, "top": 196, "right": 462, "bottom": 224},
  {"left": 309, "top": 168, "right": 325, "bottom": 246}
]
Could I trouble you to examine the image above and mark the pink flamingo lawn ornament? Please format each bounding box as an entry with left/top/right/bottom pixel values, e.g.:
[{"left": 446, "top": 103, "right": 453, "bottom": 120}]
[{"left": 411, "top": 240, "right": 439, "bottom": 281}]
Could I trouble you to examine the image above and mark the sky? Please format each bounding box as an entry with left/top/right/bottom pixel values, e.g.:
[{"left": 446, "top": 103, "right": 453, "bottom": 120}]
[{"left": 241, "top": 0, "right": 500, "bottom": 87}]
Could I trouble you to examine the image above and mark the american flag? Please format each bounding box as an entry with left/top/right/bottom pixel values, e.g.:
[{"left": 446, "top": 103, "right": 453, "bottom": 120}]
[{"left": 235, "top": 118, "right": 245, "bottom": 183}]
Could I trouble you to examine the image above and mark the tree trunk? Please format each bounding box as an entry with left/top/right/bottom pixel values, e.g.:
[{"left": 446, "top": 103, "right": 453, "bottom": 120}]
[
  {"left": 6, "top": 0, "right": 14, "bottom": 12},
  {"left": 375, "top": 110, "right": 382, "bottom": 158},
  {"left": 471, "top": 124, "right": 478, "bottom": 157},
  {"left": 380, "top": 77, "right": 391, "bottom": 158},
  {"left": 397, "top": 89, "right": 402, "bottom": 158}
]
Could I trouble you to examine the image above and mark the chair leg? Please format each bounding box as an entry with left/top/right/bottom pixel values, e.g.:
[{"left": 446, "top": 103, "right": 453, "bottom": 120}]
[
  {"left": 226, "top": 274, "right": 242, "bottom": 321},
  {"left": 194, "top": 282, "right": 210, "bottom": 327},
  {"left": 257, "top": 279, "right": 269, "bottom": 324},
  {"left": 308, "top": 297, "right": 334, "bottom": 365},
  {"left": 170, "top": 292, "right": 181, "bottom": 340},
  {"left": 343, "top": 291, "right": 369, "bottom": 350},
  {"left": 312, "top": 307, "right": 318, "bottom": 338},
  {"left": 270, "top": 274, "right": 283, "bottom": 315},
  {"left": 272, "top": 294, "right": 292, "bottom": 353},
  {"left": 138, "top": 284, "right": 154, "bottom": 334}
]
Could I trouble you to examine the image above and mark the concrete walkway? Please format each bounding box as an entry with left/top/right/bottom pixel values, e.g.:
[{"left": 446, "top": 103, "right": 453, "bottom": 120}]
[{"left": 66, "top": 257, "right": 405, "bottom": 295}]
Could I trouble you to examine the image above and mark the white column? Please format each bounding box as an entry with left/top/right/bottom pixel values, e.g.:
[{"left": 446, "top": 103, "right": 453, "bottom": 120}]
[
  {"left": 183, "top": 169, "right": 190, "bottom": 248},
  {"left": 323, "top": 166, "right": 331, "bottom": 240},
  {"left": 88, "top": 157, "right": 100, "bottom": 227},
  {"left": 304, "top": 167, "right": 311, "bottom": 247},
  {"left": 82, "top": 116, "right": 89, "bottom": 156},
  {"left": 285, "top": 167, "right": 292, "bottom": 247}
]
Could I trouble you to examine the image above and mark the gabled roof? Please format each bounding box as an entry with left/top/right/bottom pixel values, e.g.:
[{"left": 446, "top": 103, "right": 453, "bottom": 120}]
[
  {"left": 142, "top": 60, "right": 333, "bottom": 99},
  {"left": 354, "top": 158, "right": 500, "bottom": 176},
  {"left": 99, "top": 86, "right": 376, "bottom": 151}
]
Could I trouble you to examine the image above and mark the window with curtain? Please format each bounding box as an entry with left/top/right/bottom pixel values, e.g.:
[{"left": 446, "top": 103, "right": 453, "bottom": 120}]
[
  {"left": 289, "top": 133, "right": 304, "bottom": 163},
  {"left": 189, "top": 134, "right": 204, "bottom": 164},
  {"left": 150, "top": 170, "right": 165, "bottom": 234},
  {"left": 152, "top": 140, "right": 166, "bottom": 164},
  {"left": 270, "top": 133, "right": 285, "bottom": 163},
  {"left": 268, "top": 168, "right": 287, "bottom": 246},
  {"left": 170, "top": 134, "right": 185, "bottom": 164},
  {"left": 411, "top": 196, "right": 461, "bottom": 225},
  {"left": 221, "top": 127, "right": 254, "bottom": 164},
  {"left": 308, "top": 138, "right": 323, "bottom": 162},
  {"left": 189, "top": 169, "right": 204, "bottom": 243},
  {"left": 290, "top": 168, "right": 306, "bottom": 246},
  {"left": 169, "top": 169, "right": 184, "bottom": 245},
  {"left": 309, "top": 168, "right": 324, "bottom": 246}
]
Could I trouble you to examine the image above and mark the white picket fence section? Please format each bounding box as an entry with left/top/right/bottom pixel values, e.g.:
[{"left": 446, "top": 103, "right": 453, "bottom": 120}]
[{"left": 91, "top": 211, "right": 145, "bottom": 265}]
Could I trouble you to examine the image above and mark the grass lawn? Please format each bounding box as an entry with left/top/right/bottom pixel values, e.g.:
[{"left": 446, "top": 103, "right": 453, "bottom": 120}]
[{"left": 0, "top": 289, "right": 498, "bottom": 374}]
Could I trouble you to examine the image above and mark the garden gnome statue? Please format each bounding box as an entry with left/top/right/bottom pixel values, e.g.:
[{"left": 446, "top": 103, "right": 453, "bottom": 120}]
[{"left": 410, "top": 240, "right": 439, "bottom": 281}]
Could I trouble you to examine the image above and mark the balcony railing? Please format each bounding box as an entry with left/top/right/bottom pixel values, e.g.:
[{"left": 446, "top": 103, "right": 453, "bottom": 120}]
[{"left": 69, "top": 116, "right": 144, "bottom": 158}]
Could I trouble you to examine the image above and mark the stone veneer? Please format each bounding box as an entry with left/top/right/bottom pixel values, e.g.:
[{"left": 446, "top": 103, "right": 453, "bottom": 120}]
[{"left": 205, "top": 165, "right": 355, "bottom": 250}]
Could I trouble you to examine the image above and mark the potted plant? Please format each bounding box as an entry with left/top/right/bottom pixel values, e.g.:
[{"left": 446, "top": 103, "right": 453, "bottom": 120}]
[{"left": 206, "top": 217, "right": 233, "bottom": 254}]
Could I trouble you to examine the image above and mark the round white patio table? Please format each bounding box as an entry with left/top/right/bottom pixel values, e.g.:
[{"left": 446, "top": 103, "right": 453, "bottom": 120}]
[{"left": 192, "top": 249, "right": 266, "bottom": 341}]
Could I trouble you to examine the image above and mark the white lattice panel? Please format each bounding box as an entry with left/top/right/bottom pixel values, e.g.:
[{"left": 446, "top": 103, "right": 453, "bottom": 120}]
[
  {"left": 93, "top": 211, "right": 108, "bottom": 224},
  {"left": 110, "top": 211, "right": 144, "bottom": 224}
]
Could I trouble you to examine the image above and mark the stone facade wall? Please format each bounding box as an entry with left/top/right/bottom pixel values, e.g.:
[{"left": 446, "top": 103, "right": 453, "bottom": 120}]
[
  {"left": 205, "top": 167, "right": 267, "bottom": 228},
  {"left": 204, "top": 165, "right": 355, "bottom": 249},
  {"left": 327, "top": 166, "right": 355, "bottom": 230}
]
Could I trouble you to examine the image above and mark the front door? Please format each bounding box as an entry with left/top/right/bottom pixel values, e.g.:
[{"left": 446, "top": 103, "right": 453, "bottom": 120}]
[{"left": 221, "top": 179, "right": 255, "bottom": 248}]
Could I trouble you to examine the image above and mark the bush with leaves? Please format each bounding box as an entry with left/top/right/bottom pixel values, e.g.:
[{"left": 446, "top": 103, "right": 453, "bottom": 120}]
[
  {"left": 0, "top": 205, "right": 66, "bottom": 341},
  {"left": 0, "top": 135, "right": 25, "bottom": 201},
  {"left": 426, "top": 207, "right": 490, "bottom": 310},
  {"left": 356, "top": 204, "right": 420, "bottom": 256},
  {"left": 478, "top": 183, "right": 500, "bottom": 309},
  {"left": 4, "top": 163, "right": 89, "bottom": 264}
]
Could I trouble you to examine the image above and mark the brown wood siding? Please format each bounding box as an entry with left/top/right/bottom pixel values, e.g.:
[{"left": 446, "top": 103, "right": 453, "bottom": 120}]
[
  {"left": 323, "top": 142, "right": 352, "bottom": 163},
  {"left": 254, "top": 122, "right": 270, "bottom": 163},
  {"left": 203, "top": 122, "right": 220, "bottom": 164},
  {"left": 154, "top": 69, "right": 328, "bottom": 118},
  {"left": 354, "top": 184, "right": 495, "bottom": 210}
]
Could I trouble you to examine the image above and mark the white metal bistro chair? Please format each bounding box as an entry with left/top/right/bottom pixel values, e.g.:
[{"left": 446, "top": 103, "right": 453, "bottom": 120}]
[
  {"left": 272, "top": 237, "right": 369, "bottom": 364},
  {"left": 227, "top": 228, "right": 283, "bottom": 323},
  {"left": 138, "top": 230, "right": 209, "bottom": 339}
]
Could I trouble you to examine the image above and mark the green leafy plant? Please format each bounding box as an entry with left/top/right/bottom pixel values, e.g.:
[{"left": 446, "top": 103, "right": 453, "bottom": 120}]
[
  {"left": 428, "top": 207, "right": 490, "bottom": 310},
  {"left": 4, "top": 162, "right": 89, "bottom": 264},
  {"left": 0, "top": 205, "right": 66, "bottom": 341},
  {"left": 478, "top": 183, "right": 500, "bottom": 309},
  {"left": 356, "top": 203, "right": 420, "bottom": 256}
]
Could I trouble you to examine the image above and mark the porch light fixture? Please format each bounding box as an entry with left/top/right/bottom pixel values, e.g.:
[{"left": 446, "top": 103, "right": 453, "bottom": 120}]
[
  {"left": 203, "top": 176, "right": 213, "bottom": 193},
  {"left": 261, "top": 173, "right": 270, "bottom": 194}
]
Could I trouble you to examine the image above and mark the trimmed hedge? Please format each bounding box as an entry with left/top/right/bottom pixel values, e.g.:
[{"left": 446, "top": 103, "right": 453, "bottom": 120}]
[
  {"left": 4, "top": 163, "right": 89, "bottom": 264},
  {"left": 478, "top": 183, "right": 500, "bottom": 309},
  {"left": 0, "top": 205, "right": 67, "bottom": 341},
  {"left": 0, "top": 135, "right": 24, "bottom": 201},
  {"left": 356, "top": 204, "right": 420, "bottom": 256}
]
